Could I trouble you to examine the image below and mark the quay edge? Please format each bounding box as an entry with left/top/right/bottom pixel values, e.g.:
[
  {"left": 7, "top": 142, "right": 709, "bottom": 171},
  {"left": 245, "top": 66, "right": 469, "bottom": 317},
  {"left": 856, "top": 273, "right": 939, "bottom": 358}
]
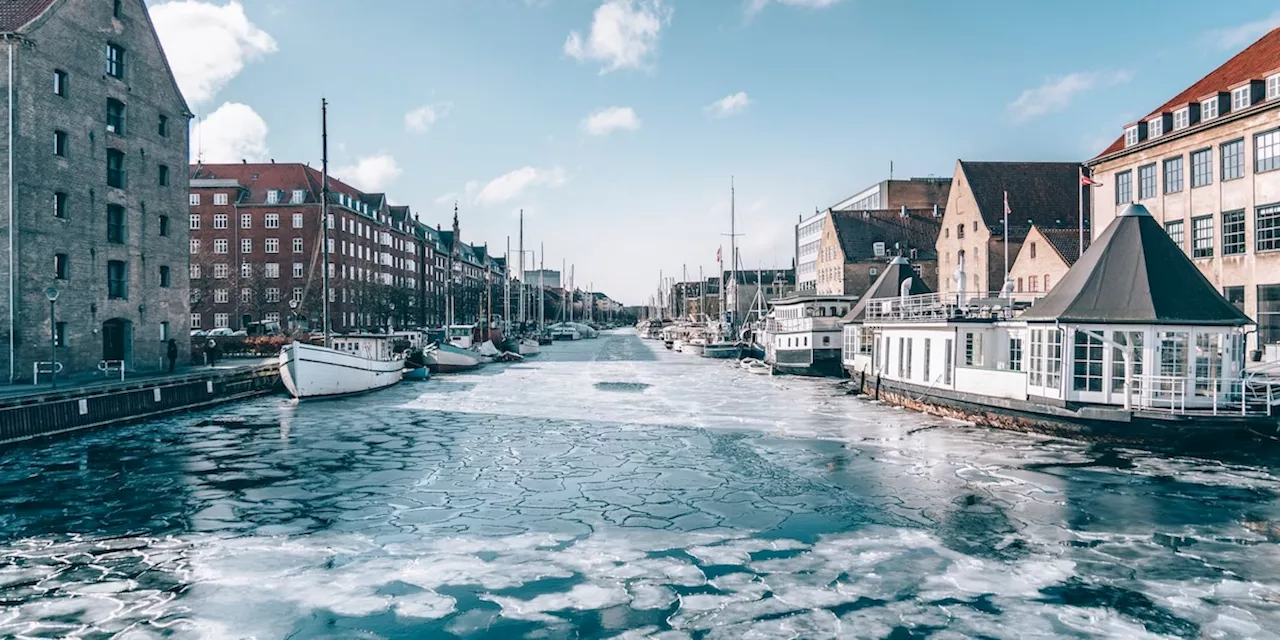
[{"left": 0, "top": 365, "right": 282, "bottom": 447}]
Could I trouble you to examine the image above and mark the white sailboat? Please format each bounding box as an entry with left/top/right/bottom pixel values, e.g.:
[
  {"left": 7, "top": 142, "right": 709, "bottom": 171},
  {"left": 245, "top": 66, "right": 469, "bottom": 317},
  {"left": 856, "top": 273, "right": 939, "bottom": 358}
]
[{"left": 279, "top": 99, "right": 404, "bottom": 399}]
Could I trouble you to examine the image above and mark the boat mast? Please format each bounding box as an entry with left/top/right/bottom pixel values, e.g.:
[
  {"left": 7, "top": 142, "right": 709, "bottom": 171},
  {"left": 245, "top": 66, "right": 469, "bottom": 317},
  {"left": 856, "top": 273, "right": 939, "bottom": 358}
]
[
  {"left": 539, "top": 243, "right": 545, "bottom": 332},
  {"left": 504, "top": 236, "right": 511, "bottom": 334},
  {"left": 320, "top": 98, "right": 332, "bottom": 349},
  {"left": 699, "top": 265, "right": 705, "bottom": 323},
  {"left": 729, "top": 177, "right": 737, "bottom": 334},
  {"left": 518, "top": 210, "right": 525, "bottom": 328},
  {"left": 569, "top": 264, "right": 575, "bottom": 324}
]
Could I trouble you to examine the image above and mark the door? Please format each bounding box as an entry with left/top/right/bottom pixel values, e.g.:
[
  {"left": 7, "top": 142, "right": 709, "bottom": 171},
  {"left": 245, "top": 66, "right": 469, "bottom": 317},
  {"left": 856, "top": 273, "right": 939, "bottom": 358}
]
[{"left": 102, "top": 318, "right": 132, "bottom": 364}]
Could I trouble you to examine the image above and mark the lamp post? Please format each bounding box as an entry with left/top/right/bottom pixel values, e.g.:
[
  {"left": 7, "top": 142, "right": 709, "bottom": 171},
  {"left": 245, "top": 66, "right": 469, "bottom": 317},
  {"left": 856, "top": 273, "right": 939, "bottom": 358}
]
[{"left": 45, "top": 286, "right": 59, "bottom": 388}]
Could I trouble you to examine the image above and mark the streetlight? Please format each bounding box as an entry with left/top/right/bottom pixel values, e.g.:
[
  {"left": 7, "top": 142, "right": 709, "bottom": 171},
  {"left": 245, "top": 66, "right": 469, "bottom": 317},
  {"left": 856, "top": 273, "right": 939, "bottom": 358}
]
[{"left": 45, "top": 286, "right": 59, "bottom": 388}]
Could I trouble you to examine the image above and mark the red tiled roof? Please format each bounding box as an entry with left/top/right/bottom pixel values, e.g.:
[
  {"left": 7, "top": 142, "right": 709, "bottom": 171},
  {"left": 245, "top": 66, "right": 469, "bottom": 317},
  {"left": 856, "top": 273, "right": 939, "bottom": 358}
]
[
  {"left": 1095, "top": 26, "right": 1280, "bottom": 158},
  {"left": 0, "top": 0, "right": 55, "bottom": 32},
  {"left": 189, "top": 163, "right": 364, "bottom": 205}
]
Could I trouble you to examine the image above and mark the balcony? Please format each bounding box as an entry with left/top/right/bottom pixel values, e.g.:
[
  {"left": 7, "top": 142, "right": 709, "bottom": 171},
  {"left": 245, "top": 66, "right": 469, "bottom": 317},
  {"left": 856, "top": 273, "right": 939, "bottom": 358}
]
[{"left": 863, "top": 292, "right": 1038, "bottom": 323}]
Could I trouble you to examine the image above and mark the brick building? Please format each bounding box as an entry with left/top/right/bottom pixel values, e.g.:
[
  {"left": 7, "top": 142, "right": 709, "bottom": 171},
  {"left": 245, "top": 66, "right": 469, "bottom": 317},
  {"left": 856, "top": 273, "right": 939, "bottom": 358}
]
[
  {"left": 1007, "top": 225, "right": 1088, "bottom": 301},
  {"left": 1087, "top": 27, "right": 1280, "bottom": 353},
  {"left": 188, "top": 163, "right": 435, "bottom": 333},
  {"left": 1, "top": 0, "right": 191, "bottom": 380},
  {"left": 815, "top": 208, "right": 943, "bottom": 296}
]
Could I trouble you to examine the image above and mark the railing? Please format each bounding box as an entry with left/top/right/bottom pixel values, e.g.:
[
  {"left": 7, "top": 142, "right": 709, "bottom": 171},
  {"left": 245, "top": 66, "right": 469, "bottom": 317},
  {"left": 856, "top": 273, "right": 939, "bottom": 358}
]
[
  {"left": 98, "top": 360, "right": 125, "bottom": 381},
  {"left": 1128, "top": 375, "right": 1279, "bottom": 416},
  {"left": 32, "top": 361, "right": 63, "bottom": 384},
  {"left": 863, "top": 292, "right": 1025, "bottom": 323}
]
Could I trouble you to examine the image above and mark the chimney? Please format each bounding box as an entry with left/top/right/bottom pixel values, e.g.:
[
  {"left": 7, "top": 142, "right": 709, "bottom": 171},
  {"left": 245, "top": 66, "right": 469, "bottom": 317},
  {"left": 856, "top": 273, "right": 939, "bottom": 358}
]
[{"left": 241, "top": 159, "right": 246, "bottom": 164}]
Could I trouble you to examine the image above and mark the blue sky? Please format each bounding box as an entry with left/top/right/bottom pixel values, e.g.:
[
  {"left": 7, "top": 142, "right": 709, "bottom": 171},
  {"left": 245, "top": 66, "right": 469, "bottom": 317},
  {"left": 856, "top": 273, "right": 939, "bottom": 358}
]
[{"left": 149, "top": 0, "right": 1280, "bottom": 304}]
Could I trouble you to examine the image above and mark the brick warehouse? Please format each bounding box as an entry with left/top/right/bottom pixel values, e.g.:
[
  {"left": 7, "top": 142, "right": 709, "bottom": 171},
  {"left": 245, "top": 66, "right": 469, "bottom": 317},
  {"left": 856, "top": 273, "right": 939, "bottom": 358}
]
[
  {"left": 0, "top": 0, "right": 191, "bottom": 381},
  {"left": 188, "top": 163, "right": 504, "bottom": 333}
]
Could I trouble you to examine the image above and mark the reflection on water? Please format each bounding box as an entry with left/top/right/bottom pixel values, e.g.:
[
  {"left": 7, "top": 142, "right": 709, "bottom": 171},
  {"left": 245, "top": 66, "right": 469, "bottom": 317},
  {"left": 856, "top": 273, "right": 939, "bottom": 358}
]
[{"left": 2, "top": 331, "right": 1280, "bottom": 638}]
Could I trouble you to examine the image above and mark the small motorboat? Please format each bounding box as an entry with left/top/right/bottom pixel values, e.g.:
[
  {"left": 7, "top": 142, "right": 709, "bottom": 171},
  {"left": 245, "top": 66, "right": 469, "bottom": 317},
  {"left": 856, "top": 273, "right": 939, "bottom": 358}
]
[
  {"left": 702, "top": 341, "right": 744, "bottom": 359},
  {"left": 402, "top": 366, "right": 430, "bottom": 381},
  {"left": 426, "top": 343, "right": 483, "bottom": 373},
  {"left": 740, "top": 358, "right": 772, "bottom": 375},
  {"left": 517, "top": 338, "right": 541, "bottom": 356}
]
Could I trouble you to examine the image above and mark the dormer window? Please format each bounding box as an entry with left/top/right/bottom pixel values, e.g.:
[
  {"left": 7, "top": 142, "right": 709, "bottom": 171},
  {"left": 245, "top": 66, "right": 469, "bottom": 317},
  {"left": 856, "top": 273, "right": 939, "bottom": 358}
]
[
  {"left": 1268, "top": 73, "right": 1280, "bottom": 100},
  {"left": 1148, "top": 117, "right": 1164, "bottom": 138},
  {"left": 1125, "top": 125, "right": 1140, "bottom": 147},
  {"left": 1173, "top": 107, "right": 1190, "bottom": 130},
  {"left": 1202, "top": 97, "right": 1220, "bottom": 120},
  {"left": 1232, "top": 86, "right": 1251, "bottom": 111},
  {"left": 290, "top": 189, "right": 305, "bottom": 204},
  {"left": 266, "top": 189, "right": 280, "bottom": 204}
]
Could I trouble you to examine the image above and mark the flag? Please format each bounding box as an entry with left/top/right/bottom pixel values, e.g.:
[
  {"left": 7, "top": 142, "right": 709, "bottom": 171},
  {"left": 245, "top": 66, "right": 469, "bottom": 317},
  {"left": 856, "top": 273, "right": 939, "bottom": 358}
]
[
  {"left": 1003, "top": 191, "right": 1010, "bottom": 216},
  {"left": 716, "top": 246, "right": 722, "bottom": 262},
  {"left": 1080, "top": 169, "right": 1096, "bottom": 186}
]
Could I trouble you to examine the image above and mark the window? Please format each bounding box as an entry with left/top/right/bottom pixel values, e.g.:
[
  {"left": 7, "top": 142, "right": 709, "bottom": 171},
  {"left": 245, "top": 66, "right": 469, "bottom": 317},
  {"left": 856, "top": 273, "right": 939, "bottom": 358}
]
[
  {"left": 159, "top": 265, "right": 171, "bottom": 287},
  {"left": 266, "top": 190, "right": 280, "bottom": 204},
  {"left": 1158, "top": 332, "right": 1189, "bottom": 378},
  {"left": 922, "top": 338, "right": 932, "bottom": 381},
  {"left": 1191, "top": 148, "right": 1213, "bottom": 187},
  {"left": 1114, "top": 170, "right": 1132, "bottom": 204},
  {"left": 1173, "top": 108, "right": 1189, "bottom": 130},
  {"left": 265, "top": 238, "right": 279, "bottom": 253},
  {"left": 107, "top": 205, "right": 126, "bottom": 243},
  {"left": 54, "top": 130, "right": 68, "bottom": 157},
  {"left": 191, "top": 313, "right": 201, "bottom": 329},
  {"left": 1202, "top": 97, "right": 1220, "bottom": 120},
  {"left": 159, "top": 215, "right": 170, "bottom": 237},
  {"left": 265, "top": 263, "right": 279, "bottom": 278},
  {"left": 1195, "top": 333, "right": 1224, "bottom": 396},
  {"left": 957, "top": 224, "right": 964, "bottom": 239},
  {"left": 1261, "top": 285, "right": 1280, "bottom": 345},
  {"left": 964, "top": 332, "right": 978, "bottom": 366},
  {"left": 1258, "top": 204, "right": 1280, "bottom": 252},
  {"left": 292, "top": 213, "right": 304, "bottom": 229},
  {"left": 1163, "top": 156, "right": 1183, "bottom": 193},
  {"left": 240, "top": 213, "right": 252, "bottom": 229},
  {"left": 53, "top": 69, "right": 67, "bottom": 97},
  {"left": 214, "top": 289, "right": 229, "bottom": 304},
  {"left": 265, "top": 213, "right": 279, "bottom": 229},
  {"left": 1124, "top": 126, "right": 1139, "bottom": 147},
  {"left": 1138, "top": 163, "right": 1156, "bottom": 199},
  {"left": 106, "top": 99, "right": 126, "bottom": 134},
  {"left": 214, "top": 313, "right": 229, "bottom": 329},
  {"left": 214, "top": 193, "right": 229, "bottom": 206},
  {"left": 106, "top": 149, "right": 126, "bottom": 188},
  {"left": 241, "top": 238, "right": 252, "bottom": 254},
  {"left": 190, "top": 238, "right": 200, "bottom": 254},
  {"left": 1222, "top": 139, "right": 1244, "bottom": 181},
  {"left": 54, "top": 192, "right": 67, "bottom": 219},
  {"left": 160, "top": 321, "right": 170, "bottom": 342},
  {"left": 189, "top": 213, "right": 200, "bottom": 229},
  {"left": 1192, "top": 215, "right": 1214, "bottom": 258},
  {"left": 190, "top": 193, "right": 200, "bottom": 206},
  {"left": 213, "top": 213, "right": 227, "bottom": 229},
  {"left": 213, "top": 238, "right": 228, "bottom": 254},
  {"left": 241, "top": 261, "right": 252, "bottom": 278},
  {"left": 266, "top": 288, "right": 280, "bottom": 303},
  {"left": 1073, "top": 331, "right": 1104, "bottom": 393},
  {"left": 1111, "top": 331, "right": 1144, "bottom": 394},
  {"left": 107, "top": 260, "right": 128, "bottom": 299},
  {"left": 1029, "top": 275, "right": 1039, "bottom": 292},
  {"left": 213, "top": 263, "right": 229, "bottom": 278},
  {"left": 1045, "top": 330, "right": 1063, "bottom": 390},
  {"left": 1044, "top": 274, "right": 1051, "bottom": 290},
  {"left": 190, "top": 264, "right": 200, "bottom": 279},
  {"left": 1232, "top": 86, "right": 1251, "bottom": 111},
  {"left": 1166, "top": 219, "right": 1185, "bottom": 249},
  {"left": 1030, "top": 243, "right": 1037, "bottom": 259},
  {"left": 904, "top": 338, "right": 913, "bottom": 380},
  {"left": 1029, "top": 329, "right": 1044, "bottom": 386},
  {"left": 1223, "top": 210, "right": 1246, "bottom": 255},
  {"left": 106, "top": 44, "right": 125, "bottom": 80},
  {"left": 113, "top": 0, "right": 123, "bottom": 18},
  {"left": 291, "top": 189, "right": 305, "bottom": 204},
  {"left": 1009, "top": 337, "right": 1022, "bottom": 372},
  {"left": 1148, "top": 117, "right": 1163, "bottom": 138},
  {"left": 292, "top": 238, "right": 303, "bottom": 253},
  {"left": 943, "top": 339, "right": 953, "bottom": 385},
  {"left": 292, "top": 262, "right": 304, "bottom": 278},
  {"left": 241, "top": 288, "right": 253, "bottom": 304},
  {"left": 54, "top": 253, "right": 68, "bottom": 280},
  {"left": 292, "top": 287, "right": 304, "bottom": 302},
  {"left": 158, "top": 164, "right": 170, "bottom": 186},
  {"left": 158, "top": 114, "right": 169, "bottom": 138},
  {"left": 1224, "top": 286, "right": 1245, "bottom": 312},
  {"left": 1257, "top": 129, "right": 1280, "bottom": 173}
]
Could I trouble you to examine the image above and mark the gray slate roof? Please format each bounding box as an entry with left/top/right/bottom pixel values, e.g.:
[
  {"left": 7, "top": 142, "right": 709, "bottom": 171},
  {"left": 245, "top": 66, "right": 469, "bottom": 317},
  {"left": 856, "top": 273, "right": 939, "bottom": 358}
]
[
  {"left": 1020, "top": 204, "right": 1251, "bottom": 326},
  {"left": 843, "top": 257, "right": 933, "bottom": 323}
]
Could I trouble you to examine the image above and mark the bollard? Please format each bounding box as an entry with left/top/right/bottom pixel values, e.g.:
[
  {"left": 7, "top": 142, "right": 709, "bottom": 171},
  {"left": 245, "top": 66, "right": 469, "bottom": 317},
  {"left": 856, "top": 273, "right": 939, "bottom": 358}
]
[
  {"left": 875, "top": 374, "right": 881, "bottom": 401},
  {"left": 860, "top": 369, "right": 866, "bottom": 395}
]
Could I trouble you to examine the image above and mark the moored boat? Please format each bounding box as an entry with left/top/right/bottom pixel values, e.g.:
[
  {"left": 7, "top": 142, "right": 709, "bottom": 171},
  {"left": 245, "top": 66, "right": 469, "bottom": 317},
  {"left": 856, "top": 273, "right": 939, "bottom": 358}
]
[
  {"left": 427, "top": 343, "right": 483, "bottom": 373},
  {"left": 280, "top": 336, "right": 405, "bottom": 399},
  {"left": 517, "top": 338, "right": 541, "bottom": 356},
  {"left": 701, "top": 341, "right": 744, "bottom": 359}
]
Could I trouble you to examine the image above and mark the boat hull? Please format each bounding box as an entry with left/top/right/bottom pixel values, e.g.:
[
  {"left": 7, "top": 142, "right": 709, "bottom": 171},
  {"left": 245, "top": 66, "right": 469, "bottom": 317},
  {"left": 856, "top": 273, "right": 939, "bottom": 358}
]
[
  {"left": 517, "top": 339, "right": 541, "bottom": 356},
  {"left": 426, "top": 344, "right": 483, "bottom": 373},
  {"left": 279, "top": 342, "right": 404, "bottom": 399},
  {"left": 852, "top": 373, "right": 1280, "bottom": 449},
  {"left": 767, "top": 347, "right": 843, "bottom": 377},
  {"left": 702, "top": 343, "right": 743, "bottom": 359}
]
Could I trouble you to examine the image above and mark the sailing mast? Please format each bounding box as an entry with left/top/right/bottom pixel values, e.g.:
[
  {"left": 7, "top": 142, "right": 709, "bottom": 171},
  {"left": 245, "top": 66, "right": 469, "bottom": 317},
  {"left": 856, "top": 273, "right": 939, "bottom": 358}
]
[
  {"left": 729, "top": 177, "right": 737, "bottom": 334},
  {"left": 504, "top": 236, "right": 511, "bottom": 334},
  {"left": 320, "top": 99, "right": 332, "bottom": 349},
  {"left": 518, "top": 210, "right": 525, "bottom": 328},
  {"left": 539, "top": 243, "right": 545, "bottom": 333}
]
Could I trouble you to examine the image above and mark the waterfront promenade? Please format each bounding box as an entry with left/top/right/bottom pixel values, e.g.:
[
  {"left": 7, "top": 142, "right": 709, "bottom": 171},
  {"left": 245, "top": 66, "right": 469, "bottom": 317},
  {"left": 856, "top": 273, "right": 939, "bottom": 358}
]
[{"left": 1, "top": 331, "right": 1279, "bottom": 638}]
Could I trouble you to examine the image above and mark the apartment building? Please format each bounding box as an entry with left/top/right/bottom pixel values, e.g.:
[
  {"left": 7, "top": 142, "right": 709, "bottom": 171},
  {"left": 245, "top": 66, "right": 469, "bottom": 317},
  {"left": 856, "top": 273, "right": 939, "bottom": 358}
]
[
  {"left": 1087, "top": 27, "right": 1280, "bottom": 353},
  {"left": 1, "top": 0, "right": 190, "bottom": 379},
  {"left": 815, "top": 208, "right": 942, "bottom": 296}
]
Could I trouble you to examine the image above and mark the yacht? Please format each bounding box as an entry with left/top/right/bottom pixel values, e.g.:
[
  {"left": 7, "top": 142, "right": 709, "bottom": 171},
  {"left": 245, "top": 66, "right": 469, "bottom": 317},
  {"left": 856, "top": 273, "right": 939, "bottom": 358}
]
[{"left": 763, "top": 294, "right": 858, "bottom": 377}]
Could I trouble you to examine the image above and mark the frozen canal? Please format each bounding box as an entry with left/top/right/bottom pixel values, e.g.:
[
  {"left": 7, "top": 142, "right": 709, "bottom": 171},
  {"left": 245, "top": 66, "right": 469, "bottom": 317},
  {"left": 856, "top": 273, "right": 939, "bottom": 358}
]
[{"left": 3, "top": 330, "right": 1280, "bottom": 639}]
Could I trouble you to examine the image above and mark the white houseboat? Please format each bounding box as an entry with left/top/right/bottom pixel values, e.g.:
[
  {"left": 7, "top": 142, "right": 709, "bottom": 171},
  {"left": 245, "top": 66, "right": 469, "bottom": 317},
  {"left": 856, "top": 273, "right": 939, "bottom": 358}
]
[
  {"left": 764, "top": 295, "right": 857, "bottom": 377},
  {"left": 843, "top": 204, "right": 1278, "bottom": 446},
  {"left": 280, "top": 334, "right": 405, "bottom": 400}
]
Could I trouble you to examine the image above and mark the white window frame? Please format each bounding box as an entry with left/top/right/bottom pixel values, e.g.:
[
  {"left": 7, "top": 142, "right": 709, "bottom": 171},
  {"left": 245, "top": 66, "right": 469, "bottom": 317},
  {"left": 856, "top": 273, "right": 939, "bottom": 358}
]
[
  {"left": 240, "top": 213, "right": 251, "bottom": 229},
  {"left": 1147, "top": 117, "right": 1163, "bottom": 138},
  {"left": 292, "top": 262, "right": 304, "bottom": 278},
  {"left": 213, "top": 263, "right": 229, "bottom": 279},
  {"left": 241, "top": 261, "right": 252, "bottom": 278},
  {"left": 189, "top": 213, "right": 200, "bottom": 229},
  {"left": 1173, "top": 108, "right": 1189, "bottom": 130},
  {"left": 190, "top": 313, "right": 201, "bottom": 329},
  {"left": 265, "top": 263, "right": 280, "bottom": 279},
  {"left": 293, "top": 238, "right": 304, "bottom": 253},
  {"left": 1232, "top": 86, "right": 1251, "bottom": 111},
  {"left": 214, "top": 289, "right": 228, "bottom": 304},
  {"left": 266, "top": 189, "right": 280, "bottom": 204},
  {"left": 1269, "top": 74, "right": 1280, "bottom": 100},
  {"left": 189, "top": 193, "right": 200, "bottom": 206},
  {"left": 214, "top": 313, "right": 229, "bottom": 328},
  {"left": 265, "top": 238, "right": 280, "bottom": 253},
  {"left": 266, "top": 287, "right": 280, "bottom": 303},
  {"left": 213, "top": 192, "right": 228, "bottom": 206},
  {"left": 265, "top": 213, "right": 279, "bottom": 229},
  {"left": 190, "top": 264, "right": 200, "bottom": 279},
  {"left": 1202, "top": 97, "right": 1219, "bottom": 120},
  {"left": 292, "top": 213, "right": 304, "bottom": 229},
  {"left": 241, "top": 238, "right": 252, "bottom": 254},
  {"left": 1124, "top": 126, "right": 1139, "bottom": 147},
  {"left": 213, "top": 213, "right": 227, "bottom": 229},
  {"left": 190, "top": 238, "right": 200, "bottom": 254},
  {"left": 291, "top": 189, "right": 305, "bottom": 204},
  {"left": 213, "top": 238, "right": 228, "bottom": 254}
]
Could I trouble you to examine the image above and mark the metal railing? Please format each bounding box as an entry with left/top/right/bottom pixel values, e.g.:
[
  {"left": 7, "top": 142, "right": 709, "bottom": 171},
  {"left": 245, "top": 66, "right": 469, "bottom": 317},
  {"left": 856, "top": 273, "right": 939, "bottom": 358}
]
[
  {"left": 1127, "top": 375, "right": 1279, "bottom": 416},
  {"left": 863, "top": 292, "right": 1028, "bottom": 323}
]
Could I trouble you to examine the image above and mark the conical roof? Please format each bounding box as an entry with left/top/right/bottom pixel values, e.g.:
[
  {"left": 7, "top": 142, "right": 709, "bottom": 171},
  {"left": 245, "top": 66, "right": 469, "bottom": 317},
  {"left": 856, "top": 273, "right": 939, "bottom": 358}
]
[
  {"left": 843, "top": 257, "right": 933, "bottom": 323},
  {"left": 1020, "top": 204, "right": 1251, "bottom": 326}
]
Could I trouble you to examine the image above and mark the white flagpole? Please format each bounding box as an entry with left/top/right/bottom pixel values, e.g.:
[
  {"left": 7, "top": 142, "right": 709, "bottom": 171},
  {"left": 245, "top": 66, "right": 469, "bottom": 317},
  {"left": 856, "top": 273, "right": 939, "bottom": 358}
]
[
  {"left": 1003, "top": 190, "right": 1010, "bottom": 295},
  {"left": 1079, "top": 166, "right": 1085, "bottom": 251}
]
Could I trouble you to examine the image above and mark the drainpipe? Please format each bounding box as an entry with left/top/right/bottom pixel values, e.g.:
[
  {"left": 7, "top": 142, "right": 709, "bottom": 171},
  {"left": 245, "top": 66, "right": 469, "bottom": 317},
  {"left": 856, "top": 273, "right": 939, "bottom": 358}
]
[{"left": 6, "top": 36, "right": 14, "bottom": 384}]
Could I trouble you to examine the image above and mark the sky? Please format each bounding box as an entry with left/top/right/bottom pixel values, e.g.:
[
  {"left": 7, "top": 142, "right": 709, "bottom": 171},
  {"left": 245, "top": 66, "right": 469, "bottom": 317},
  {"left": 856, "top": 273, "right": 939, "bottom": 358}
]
[{"left": 146, "top": 0, "right": 1280, "bottom": 305}]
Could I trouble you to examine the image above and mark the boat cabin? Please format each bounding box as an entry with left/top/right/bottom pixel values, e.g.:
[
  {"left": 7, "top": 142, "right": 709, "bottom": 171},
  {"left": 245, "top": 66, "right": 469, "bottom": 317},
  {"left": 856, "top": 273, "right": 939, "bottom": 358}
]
[
  {"left": 445, "top": 324, "right": 477, "bottom": 349},
  {"left": 331, "top": 334, "right": 400, "bottom": 362},
  {"left": 765, "top": 294, "right": 858, "bottom": 376}
]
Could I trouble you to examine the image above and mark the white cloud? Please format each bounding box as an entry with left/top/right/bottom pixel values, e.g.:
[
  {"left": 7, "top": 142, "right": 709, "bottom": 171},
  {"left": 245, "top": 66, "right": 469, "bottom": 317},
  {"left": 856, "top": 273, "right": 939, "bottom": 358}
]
[
  {"left": 190, "top": 102, "right": 269, "bottom": 163},
  {"left": 706, "top": 92, "right": 751, "bottom": 117},
  {"left": 564, "top": 0, "right": 671, "bottom": 73},
  {"left": 473, "top": 167, "right": 567, "bottom": 207},
  {"left": 1008, "top": 69, "right": 1133, "bottom": 122},
  {"left": 746, "top": 0, "right": 843, "bottom": 16},
  {"left": 1202, "top": 11, "right": 1280, "bottom": 50},
  {"left": 581, "top": 106, "right": 641, "bottom": 135},
  {"left": 333, "top": 154, "right": 404, "bottom": 192},
  {"left": 435, "top": 192, "right": 459, "bottom": 205},
  {"left": 150, "top": 0, "right": 276, "bottom": 106},
  {"left": 404, "top": 103, "right": 452, "bottom": 134}
]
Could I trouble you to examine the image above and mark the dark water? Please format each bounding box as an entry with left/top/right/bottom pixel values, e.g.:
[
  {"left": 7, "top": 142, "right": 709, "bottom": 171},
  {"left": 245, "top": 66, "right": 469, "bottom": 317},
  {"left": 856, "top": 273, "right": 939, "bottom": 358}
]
[{"left": 2, "top": 331, "right": 1280, "bottom": 639}]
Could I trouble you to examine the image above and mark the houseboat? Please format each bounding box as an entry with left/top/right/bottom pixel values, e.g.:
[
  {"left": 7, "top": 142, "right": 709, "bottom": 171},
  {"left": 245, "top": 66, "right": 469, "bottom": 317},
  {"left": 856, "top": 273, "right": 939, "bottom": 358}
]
[
  {"left": 763, "top": 294, "right": 858, "bottom": 377},
  {"left": 843, "top": 204, "right": 1279, "bottom": 447}
]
